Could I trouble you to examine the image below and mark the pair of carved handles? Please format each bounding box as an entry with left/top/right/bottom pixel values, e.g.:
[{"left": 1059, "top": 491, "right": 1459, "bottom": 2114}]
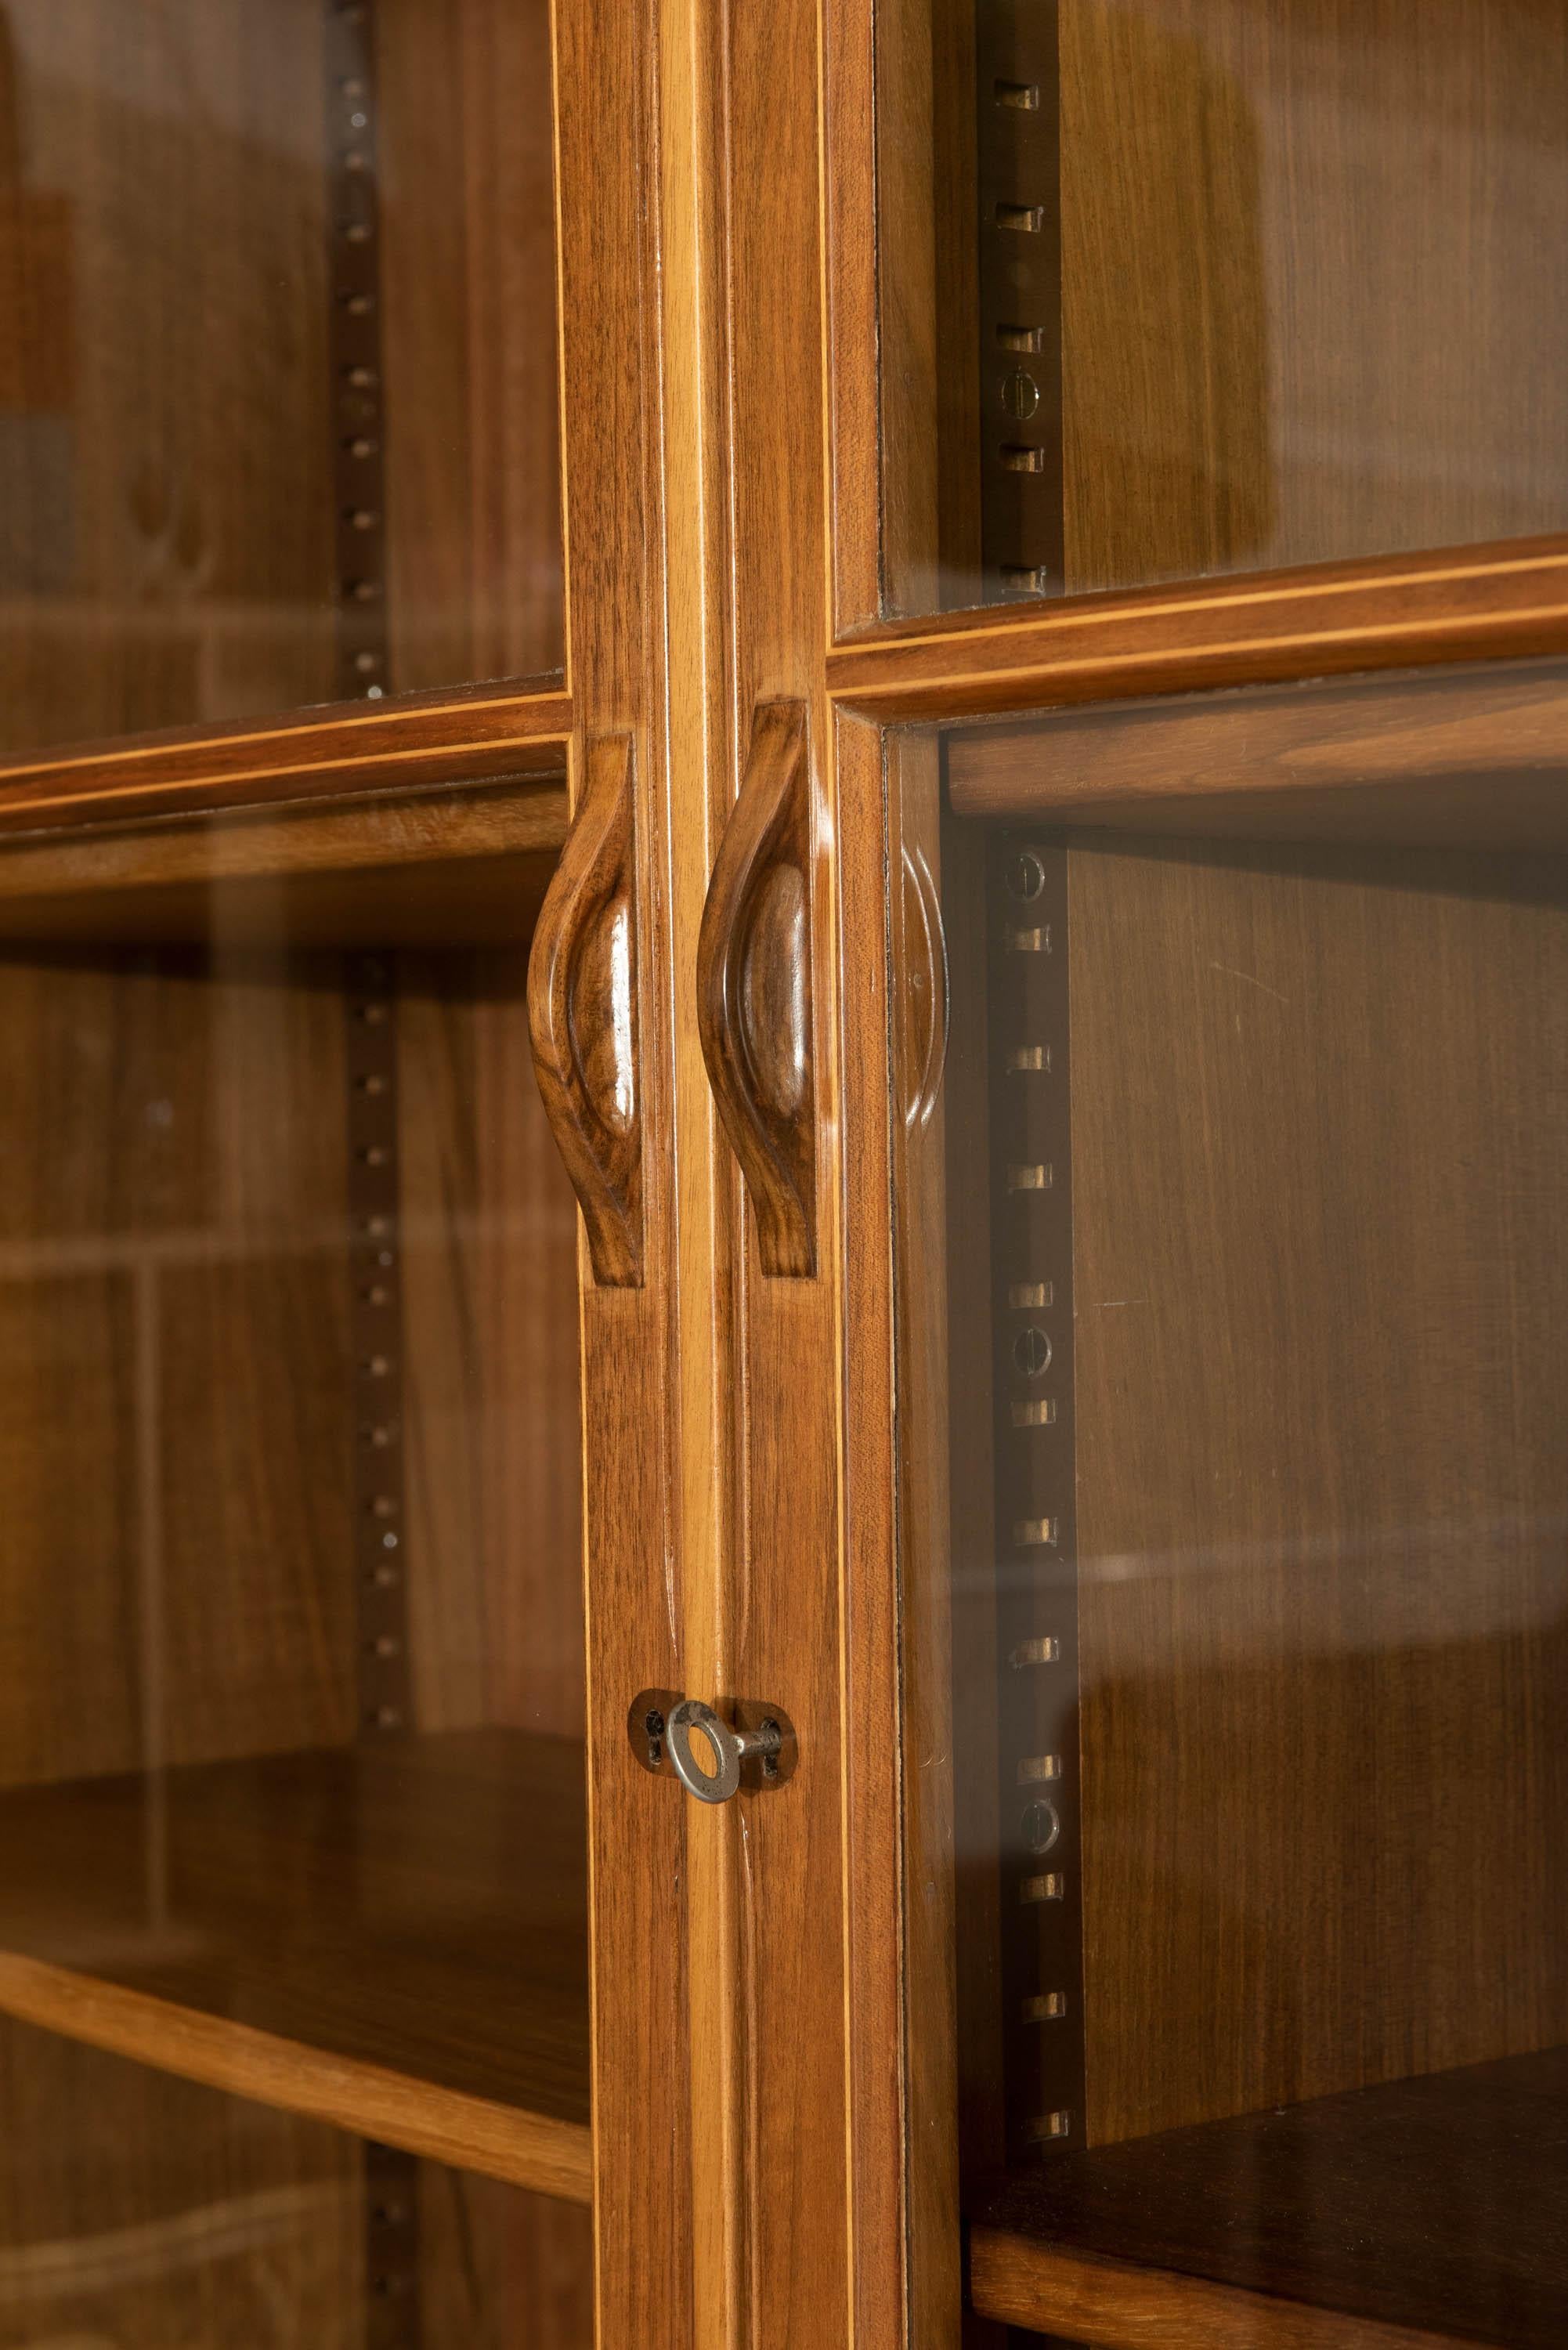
[{"left": 528, "top": 700, "right": 815, "bottom": 1286}]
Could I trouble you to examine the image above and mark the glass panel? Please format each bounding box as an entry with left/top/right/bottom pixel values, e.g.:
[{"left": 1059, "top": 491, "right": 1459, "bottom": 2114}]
[
  {"left": 0, "top": 804, "right": 589, "bottom": 2195},
  {"left": 0, "top": 2022, "right": 592, "bottom": 2345},
  {"left": 876, "top": 1, "right": 1568, "bottom": 616},
  {"left": 892, "top": 750, "right": 1568, "bottom": 2342},
  {"left": 0, "top": 0, "right": 562, "bottom": 756}
]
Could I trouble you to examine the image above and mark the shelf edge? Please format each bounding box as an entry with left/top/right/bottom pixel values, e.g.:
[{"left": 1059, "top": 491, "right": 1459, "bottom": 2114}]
[
  {"left": 0, "top": 1952, "right": 593, "bottom": 2208},
  {"left": 968, "top": 2229, "right": 1466, "bottom": 2350}
]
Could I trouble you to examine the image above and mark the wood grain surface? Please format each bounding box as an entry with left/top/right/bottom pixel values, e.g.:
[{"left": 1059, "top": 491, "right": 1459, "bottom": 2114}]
[
  {"left": 0, "top": 0, "right": 566, "bottom": 757},
  {"left": 1059, "top": 0, "right": 1568, "bottom": 596},
  {"left": 712, "top": 0, "right": 865, "bottom": 2329},
  {"left": 827, "top": 534, "right": 1568, "bottom": 718},
  {"left": 0, "top": 772, "right": 567, "bottom": 942},
  {"left": 856, "top": 0, "right": 1568, "bottom": 620},
  {"left": 400, "top": 949, "right": 585, "bottom": 1740},
  {"left": 695, "top": 700, "right": 817, "bottom": 1275},
  {"left": 0, "top": 2019, "right": 363, "bottom": 2350},
  {"left": 0, "top": 682, "right": 571, "bottom": 834},
  {"left": 970, "top": 2236, "right": 1457, "bottom": 2350},
  {"left": 526, "top": 736, "right": 645, "bottom": 1286},
  {"left": 0, "top": 0, "right": 337, "bottom": 755},
  {"left": 946, "top": 658, "right": 1568, "bottom": 848},
  {"left": 970, "top": 2046, "right": 1568, "bottom": 2349},
  {"left": 552, "top": 0, "right": 695, "bottom": 2332},
  {"left": 0, "top": 2019, "right": 592, "bottom": 2342},
  {"left": 0, "top": 949, "right": 356, "bottom": 1788},
  {"left": 421, "top": 2165, "right": 594, "bottom": 2346},
  {"left": 379, "top": 0, "right": 565, "bottom": 693},
  {"left": 1067, "top": 835, "right": 1568, "bottom": 2142},
  {"left": 0, "top": 1729, "right": 591, "bottom": 2200}
]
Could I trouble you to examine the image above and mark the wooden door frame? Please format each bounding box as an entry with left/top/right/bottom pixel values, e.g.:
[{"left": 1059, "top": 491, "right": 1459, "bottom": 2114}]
[{"left": 678, "top": 4, "right": 1568, "bottom": 2349}]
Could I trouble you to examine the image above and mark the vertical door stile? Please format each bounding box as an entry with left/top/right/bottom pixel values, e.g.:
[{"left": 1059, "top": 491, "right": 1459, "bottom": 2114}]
[
  {"left": 655, "top": 0, "right": 748, "bottom": 2341},
  {"left": 673, "top": 0, "right": 910, "bottom": 2337},
  {"left": 551, "top": 0, "right": 692, "bottom": 2341}
]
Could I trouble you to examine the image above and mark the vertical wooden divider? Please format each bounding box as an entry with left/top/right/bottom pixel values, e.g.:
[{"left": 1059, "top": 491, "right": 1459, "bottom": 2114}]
[
  {"left": 659, "top": 0, "right": 912, "bottom": 2343},
  {"left": 551, "top": 0, "right": 692, "bottom": 2344}
]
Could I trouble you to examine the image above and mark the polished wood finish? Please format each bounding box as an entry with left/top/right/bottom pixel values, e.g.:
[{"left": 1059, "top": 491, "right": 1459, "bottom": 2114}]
[
  {"left": 552, "top": 0, "right": 694, "bottom": 2334},
  {"left": 695, "top": 699, "right": 817, "bottom": 1277},
  {"left": 970, "top": 2048, "right": 1568, "bottom": 2350},
  {"left": 828, "top": 535, "right": 1568, "bottom": 718},
  {"left": 970, "top": 2237, "right": 1454, "bottom": 2350},
  {"left": 948, "top": 658, "right": 1568, "bottom": 847},
  {"left": 887, "top": 736, "right": 966, "bottom": 2350},
  {"left": 1068, "top": 837, "right": 1568, "bottom": 2142},
  {"left": 528, "top": 735, "right": 644, "bottom": 1286},
  {"left": 0, "top": 1730, "right": 591, "bottom": 2202},
  {"left": 683, "top": 0, "right": 898, "bottom": 2330}
]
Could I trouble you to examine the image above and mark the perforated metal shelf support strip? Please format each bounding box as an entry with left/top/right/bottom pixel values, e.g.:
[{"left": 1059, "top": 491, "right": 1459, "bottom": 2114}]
[
  {"left": 347, "top": 956, "right": 410, "bottom": 1738},
  {"left": 986, "top": 835, "right": 1086, "bottom": 2160},
  {"left": 363, "top": 2138, "right": 422, "bottom": 2348},
  {"left": 326, "top": 0, "right": 392, "bottom": 701},
  {"left": 975, "top": 0, "right": 1063, "bottom": 599}
]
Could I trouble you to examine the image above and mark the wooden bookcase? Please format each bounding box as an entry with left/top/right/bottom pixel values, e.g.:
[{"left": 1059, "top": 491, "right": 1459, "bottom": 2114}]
[{"left": 0, "top": 2, "right": 1565, "bottom": 2347}]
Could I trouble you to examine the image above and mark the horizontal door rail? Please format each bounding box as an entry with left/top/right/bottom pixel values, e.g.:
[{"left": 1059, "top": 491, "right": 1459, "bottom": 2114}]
[
  {"left": 826, "top": 535, "right": 1568, "bottom": 721},
  {"left": 0, "top": 674, "right": 572, "bottom": 836}
]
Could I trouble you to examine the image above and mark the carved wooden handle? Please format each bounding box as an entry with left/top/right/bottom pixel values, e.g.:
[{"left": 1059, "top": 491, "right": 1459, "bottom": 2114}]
[
  {"left": 696, "top": 699, "right": 815, "bottom": 1278},
  {"left": 527, "top": 733, "right": 643, "bottom": 1287}
]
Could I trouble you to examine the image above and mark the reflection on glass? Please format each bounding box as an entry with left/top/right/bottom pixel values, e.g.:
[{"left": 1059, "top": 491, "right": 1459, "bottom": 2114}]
[
  {"left": 0, "top": 838, "right": 590, "bottom": 2283},
  {"left": 897, "top": 795, "right": 1568, "bottom": 2340},
  {"left": 0, "top": 0, "right": 562, "bottom": 757},
  {"left": 0, "top": 2024, "right": 592, "bottom": 2346},
  {"left": 887, "top": 0, "right": 1568, "bottom": 613}
]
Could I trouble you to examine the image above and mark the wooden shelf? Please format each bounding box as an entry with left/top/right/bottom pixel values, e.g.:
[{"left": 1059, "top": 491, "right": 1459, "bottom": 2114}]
[
  {"left": 0, "top": 770, "right": 569, "bottom": 946},
  {"left": 0, "top": 1730, "right": 591, "bottom": 2204},
  {"left": 946, "top": 656, "right": 1568, "bottom": 849},
  {"left": 969, "top": 2048, "right": 1568, "bottom": 2348}
]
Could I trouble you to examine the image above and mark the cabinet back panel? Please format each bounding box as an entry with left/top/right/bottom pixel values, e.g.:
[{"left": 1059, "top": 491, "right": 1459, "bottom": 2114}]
[
  {"left": 1068, "top": 837, "right": 1568, "bottom": 2144},
  {"left": 0, "top": 936, "right": 583, "bottom": 1785},
  {"left": 399, "top": 948, "right": 584, "bottom": 1742},
  {"left": 378, "top": 0, "right": 565, "bottom": 692},
  {"left": 0, "top": 0, "right": 563, "bottom": 754},
  {"left": 1060, "top": 1, "right": 1568, "bottom": 594},
  {"left": 0, "top": 0, "right": 337, "bottom": 749},
  {"left": 0, "top": 950, "right": 356, "bottom": 1788}
]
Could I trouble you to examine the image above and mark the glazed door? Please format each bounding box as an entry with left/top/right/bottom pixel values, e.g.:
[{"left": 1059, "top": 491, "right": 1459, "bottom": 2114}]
[
  {"left": 0, "top": 5, "right": 693, "bottom": 2346},
  {"left": 664, "top": 1, "right": 1568, "bottom": 2346}
]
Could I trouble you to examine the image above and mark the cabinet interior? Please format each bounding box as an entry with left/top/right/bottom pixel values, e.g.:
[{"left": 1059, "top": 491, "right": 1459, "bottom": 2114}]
[
  {"left": 0, "top": 779, "right": 592, "bottom": 2334},
  {"left": 0, "top": 0, "right": 562, "bottom": 755},
  {"left": 929, "top": 804, "right": 1568, "bottom": 2345},
  {"left": 885, "top": 0, "right": 1568, "bottom": 614},
  {"left": 0, "top": 2019, "right": 592, "bottom": 2349}
]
